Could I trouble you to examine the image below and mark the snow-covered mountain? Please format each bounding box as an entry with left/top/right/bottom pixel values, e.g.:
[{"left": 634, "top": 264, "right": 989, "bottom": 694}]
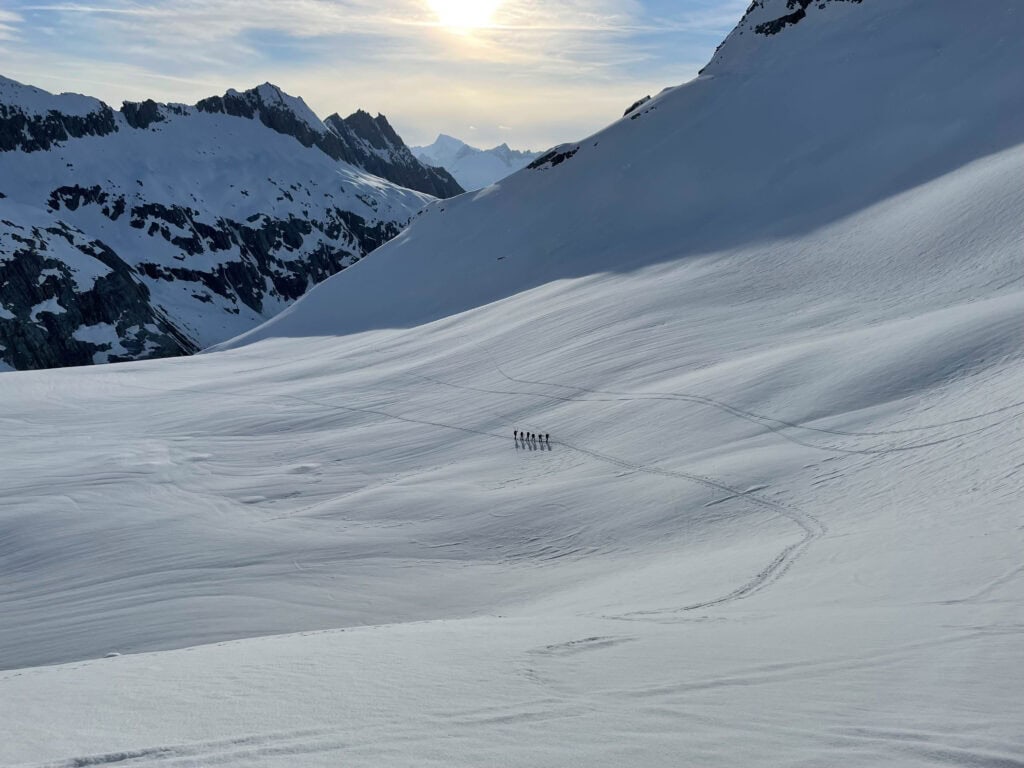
[
  {"left": 239, "top": 0, "right": 1023, "bottom": 346},
  {"left": 2, "top": 2, "right": 1023, "bottom": 766},
  {"left": 413, "top": 134, "right": 542, "bottom": 190},
  {"left": 0, "top": 78, "right": 460, "bottom": 370}
]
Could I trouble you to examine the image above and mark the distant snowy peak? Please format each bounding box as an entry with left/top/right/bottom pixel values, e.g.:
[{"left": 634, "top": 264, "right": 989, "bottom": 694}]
[{"left": 412, "top": 134, "right": 542, "bottom": 191}]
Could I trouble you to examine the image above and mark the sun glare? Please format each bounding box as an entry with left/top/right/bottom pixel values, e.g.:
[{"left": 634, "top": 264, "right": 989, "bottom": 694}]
[{"left": 427, "top": 0, "right": 502, "bottom": 31}]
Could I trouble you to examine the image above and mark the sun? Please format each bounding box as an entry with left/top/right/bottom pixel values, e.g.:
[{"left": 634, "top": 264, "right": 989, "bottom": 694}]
[{"left": 426, "top": 0, "right": 502, "bottom": 30}]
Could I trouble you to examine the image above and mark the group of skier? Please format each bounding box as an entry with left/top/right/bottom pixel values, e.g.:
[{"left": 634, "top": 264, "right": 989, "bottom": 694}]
[{"left": 514, "top": 429, "right": 550, "bottom": 448}]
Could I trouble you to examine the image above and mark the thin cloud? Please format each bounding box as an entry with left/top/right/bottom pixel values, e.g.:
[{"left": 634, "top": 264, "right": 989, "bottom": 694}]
[
  {"left": 0, "top": 0, "right": 746, "bottom": 148},
  {"left": 0, "top": 9, "right": 22, "bottom": 42}
]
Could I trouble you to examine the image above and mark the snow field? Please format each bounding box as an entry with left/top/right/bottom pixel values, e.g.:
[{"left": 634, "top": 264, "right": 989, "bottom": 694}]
[
  {"left": 1, "top": 1, "right": 1022, "bottom": 764},
  {"left": 1, "top": 155, "right": 1021, "bottom": 761}
]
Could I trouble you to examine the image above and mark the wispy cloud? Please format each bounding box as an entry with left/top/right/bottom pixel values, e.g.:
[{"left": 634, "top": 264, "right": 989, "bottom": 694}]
[
  {"left": 0, "top": 9, "right": 22, "bottom": 42},
  {"left": 0, "top": 0, "right": 746, "bottom": 148}
]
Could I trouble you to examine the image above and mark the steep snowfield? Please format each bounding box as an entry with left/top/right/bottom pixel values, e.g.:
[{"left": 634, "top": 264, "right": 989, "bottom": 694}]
[{"left": 1, "top": 1, "right": 1022, "bottom": 765}]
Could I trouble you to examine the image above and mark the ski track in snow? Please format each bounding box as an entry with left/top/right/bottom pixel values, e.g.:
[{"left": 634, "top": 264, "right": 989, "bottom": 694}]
[{"left": 21, "top": 729, "right": 348, "bottom": 768}]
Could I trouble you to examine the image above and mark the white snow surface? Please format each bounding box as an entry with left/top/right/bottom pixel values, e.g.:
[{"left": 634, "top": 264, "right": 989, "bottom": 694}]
[
  {"left": 413, "top": 134, "right": 541, "bottom": 190},
  {"left": 28, "top": 296, "right": 66, "bottom": 321},
  {"left": 2, "top": 1, "right": 1023, "bottom": 765},
  {"left": 0, "top": 74, "right": 107, "bottom": 118}
]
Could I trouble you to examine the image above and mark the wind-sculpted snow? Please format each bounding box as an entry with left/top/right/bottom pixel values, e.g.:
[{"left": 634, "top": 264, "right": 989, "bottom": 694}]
[
  {"left": 0, "top": 79, "right": 439, "bottom": 370},
  {"left": 0, "top": 1, "right": 1022, "bottom": 765}
]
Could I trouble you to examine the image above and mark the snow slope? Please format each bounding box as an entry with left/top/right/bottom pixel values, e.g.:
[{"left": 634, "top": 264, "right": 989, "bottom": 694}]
[
  {"left": 1, "top": 1, "right": 1022, "bottom": 765},
  {"left": 413, "top": 134, "right": 542, "bottom": 190}
]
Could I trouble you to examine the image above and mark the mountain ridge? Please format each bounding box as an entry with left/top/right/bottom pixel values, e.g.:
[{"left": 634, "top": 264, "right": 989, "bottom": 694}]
[
  {"left": 0, "top": 77, "right": 463, "bottom": 199},
  {"left": 0, "top": 76, "right": 444, "bottom": 370}
]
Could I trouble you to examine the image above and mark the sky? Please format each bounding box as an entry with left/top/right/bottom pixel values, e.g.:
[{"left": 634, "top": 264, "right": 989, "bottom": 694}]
[{"left": 0, "top": 0, "right": 749, "bottom": 150}]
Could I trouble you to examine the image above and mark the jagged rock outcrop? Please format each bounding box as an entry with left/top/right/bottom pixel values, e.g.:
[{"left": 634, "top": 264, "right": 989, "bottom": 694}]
[
  {"left": 325, "top": 112, "right": 463, "bottom": 198},
  {"left": 0, "top": 76, "right": 438, "bottom": 371},
  {"left": 191, "top": 85, "right": 462, "bottom": 199},
  {"left": 623, "top": 96, "right": 651, "bottom": 117}
]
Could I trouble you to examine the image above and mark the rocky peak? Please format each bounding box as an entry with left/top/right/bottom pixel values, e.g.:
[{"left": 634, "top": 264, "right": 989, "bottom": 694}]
[
  {"left": 341, "top": 110, "right": 404, "bottom": 152},
  {"left": 195, "top": 82, "right": 329, "bottom": 151},
  {"left": 324, "top": 111, "right": 464, "bottom": 199}
]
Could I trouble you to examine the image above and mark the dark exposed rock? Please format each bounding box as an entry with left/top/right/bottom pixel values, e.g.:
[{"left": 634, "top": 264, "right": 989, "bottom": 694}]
[
  {"left": 624, "top": 96, "right": 651, "bottom": 117},
  {"left": 1, "top": 192, "right": 402, "bottom": 370},
  {"left": 0, "top": 223, "right": 195, "bottom": 370},
  {"left": 528, "top": 146, "right": 580, "bottom": 171},
  {"left": 744, "top": 0, "right": 864, "bottom": 37},
  {"left": 195, "top": 85, "right": 463, "bottom": 199},
  {"left": 325, "top": 111, "right": 464, "bottom": 199},
  {"left": 0, "top": 103, "right": 119, "bottom": 153},
  {"left": 121, "top": 99, "right": 166, "bottom": 130}
]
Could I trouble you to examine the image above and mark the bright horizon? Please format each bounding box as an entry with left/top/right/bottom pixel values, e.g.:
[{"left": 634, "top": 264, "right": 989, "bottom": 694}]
[{"left": 0, "top": 0, "right": 748, "bottom": 151}]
